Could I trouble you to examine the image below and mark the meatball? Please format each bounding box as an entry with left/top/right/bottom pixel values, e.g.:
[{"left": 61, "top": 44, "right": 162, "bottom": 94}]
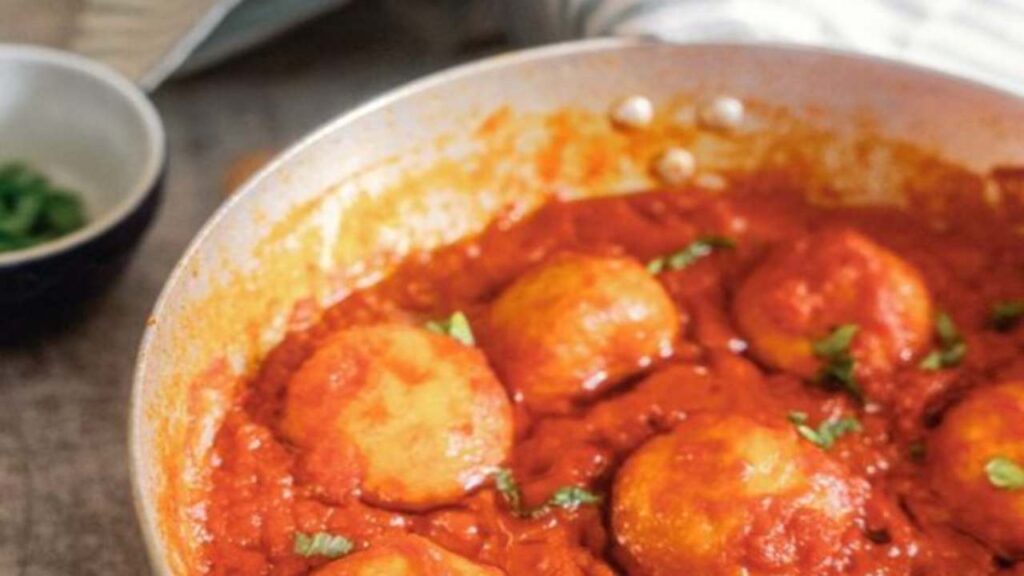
[
  {"left": 734, "top": 228, "right": 932, "bottom": 379},
  {"left": 281, "top": 324, "right": 513, "bottom": 510},
  {"left": 928, "top": 381, "right": 1024, "bottom": 557},
  {"left": 612, "top": 414, "right": 867, "bottom": 575},
  {"left": 314, "top": 534, "right": 503, "bottom": 576},
  {"left": 481, "top": 252, "right": 679, "bottom": 412}
]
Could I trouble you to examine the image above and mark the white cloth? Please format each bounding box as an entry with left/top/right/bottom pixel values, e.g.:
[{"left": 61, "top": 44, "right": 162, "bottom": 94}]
[{"left": 510, "top": 0, "right": 1024, "bottom": 95}]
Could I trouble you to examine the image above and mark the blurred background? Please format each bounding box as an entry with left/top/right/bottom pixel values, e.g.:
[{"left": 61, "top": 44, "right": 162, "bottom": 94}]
[
  {"left": 0, "top": 0, "right": 1020, "bottom": 574},
  {"left": 3, "top": 0, "right": 1022, "bottom": 91}
]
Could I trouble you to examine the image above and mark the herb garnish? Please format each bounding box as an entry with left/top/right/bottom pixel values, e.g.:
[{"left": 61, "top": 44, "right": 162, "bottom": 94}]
[
  {"left": 787, "top": 411, "right": 861, "bottom": 450},
  {"left": 293, "top": 531, "right": 354, "bottom": 559},
  {"left": 0, "top": 162, "right": 87, "bottom": 253},
  {"left": 919, "top": 312, "right": 966, "bottom": 371},
  {"left": 547, "top": 486, "right": 603, "bottom": 509},
  {"left": 990, "top": 300, "right": 1024, "bottom": 332},
  {"left": 908, "top": 442, "right": 926, "bottom": 462},
  {"left": 425, "top": 311, "right": 475, "bottom": 346},
  {"left": 494, "top": 468, "right": 522, "bottom": 512},
  {"left": 985, "top": 457, "right": 1024, "bottom": 490},
  {"left": 813, "top": 324, "right": 863, "bottom": 400},
  {"left": 493, "top": 468, "right": 601, "bottom": 518},
  {"left": 646, "top": 236, "right": 735, "bottom": 274}
]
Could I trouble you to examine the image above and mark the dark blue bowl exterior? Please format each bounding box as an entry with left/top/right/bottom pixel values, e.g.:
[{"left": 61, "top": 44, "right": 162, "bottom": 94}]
[{"left": 0, "top": 168, "right": 164, "bottom": 340}]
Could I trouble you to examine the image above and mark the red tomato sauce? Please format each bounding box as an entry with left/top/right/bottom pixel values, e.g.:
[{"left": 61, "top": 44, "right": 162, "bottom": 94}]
[{"left": 201, "top": 173, "right": 1024, "bottom": 575}]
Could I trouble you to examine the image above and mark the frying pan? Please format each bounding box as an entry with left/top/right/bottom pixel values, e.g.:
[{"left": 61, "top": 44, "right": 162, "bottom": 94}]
[{"left": 129, "top": 38, "right": 1024, "bottom": 574}]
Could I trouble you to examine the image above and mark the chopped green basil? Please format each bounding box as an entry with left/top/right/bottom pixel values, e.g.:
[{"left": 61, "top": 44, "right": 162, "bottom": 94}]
[
  {"left": 493, "top": 467, "right": 522, "bottom": 512},
  {"left": 787, "top": 411, "right": 861, "bottom": 450},
  {"left": 936, "top": 311, "right": 959, "bottom": 342},
  {"left": 293, "top": 531, "right": 354, "bottom": 559},
  {"left": 985, "top": 457, "right": 1024, "bottom": 490},
  {"left": 42, "top": 192, "right": 86, "bottom": 233},
  {"left": 908, "top": 442, "right": 926, "bottom": 462},
  {"left": 425, "top": 311, "right": 475, "bottom": 346},
  {"left": 990, "top": 300, "right": 1024, "bottom": 332},
  {"left": 920, "top": 312, "right": 966, "bottom": 371},
  {"left": 492, "top": 468, "right": 601, "bottom": 518},
  {"left": 547, "top": 486, "right": 602, "bottom": 510},
  {"left": 813, "top": 324, "right": 858, "bottom": 358},
  {"left": 0, "top": 162, "right": 87, "bottom": 253},
  {"left": 647, "top": 236, "right": 735, "bottom": 274},
  {"left": 813, "top": 324, "right": 864, "bottom": 400}
]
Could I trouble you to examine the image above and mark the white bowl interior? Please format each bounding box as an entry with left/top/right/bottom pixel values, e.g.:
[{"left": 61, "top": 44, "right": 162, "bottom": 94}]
[
  {"left": 132, "top": 39, "right": 1024, "bottom": 575},
  {"left": 0, "top": 45, "right": 163, "bottom": 265}
]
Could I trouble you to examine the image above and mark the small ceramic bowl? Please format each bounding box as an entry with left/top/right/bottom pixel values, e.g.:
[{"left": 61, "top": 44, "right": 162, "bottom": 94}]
[{"left": 0, "top": 44, "right": 165, "bottom": 338}]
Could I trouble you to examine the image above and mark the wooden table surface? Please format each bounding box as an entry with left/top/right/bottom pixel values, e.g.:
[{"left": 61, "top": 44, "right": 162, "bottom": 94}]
[{"left": 0, "top": 4, "right": 489, "bottom": 573}]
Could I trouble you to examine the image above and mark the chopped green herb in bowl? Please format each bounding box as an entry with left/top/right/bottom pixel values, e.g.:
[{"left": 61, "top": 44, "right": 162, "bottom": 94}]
[{"left": 0, "top": 162, "right": 87, "bottom": 253}]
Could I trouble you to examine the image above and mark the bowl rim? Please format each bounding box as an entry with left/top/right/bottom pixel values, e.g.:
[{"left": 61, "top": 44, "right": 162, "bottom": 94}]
[
  {"left": 129, "top": 36, "right": 1024, "bottom": 574},
  {"left": 0, "top": 43, "right": 166, "bottom": 268}
]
